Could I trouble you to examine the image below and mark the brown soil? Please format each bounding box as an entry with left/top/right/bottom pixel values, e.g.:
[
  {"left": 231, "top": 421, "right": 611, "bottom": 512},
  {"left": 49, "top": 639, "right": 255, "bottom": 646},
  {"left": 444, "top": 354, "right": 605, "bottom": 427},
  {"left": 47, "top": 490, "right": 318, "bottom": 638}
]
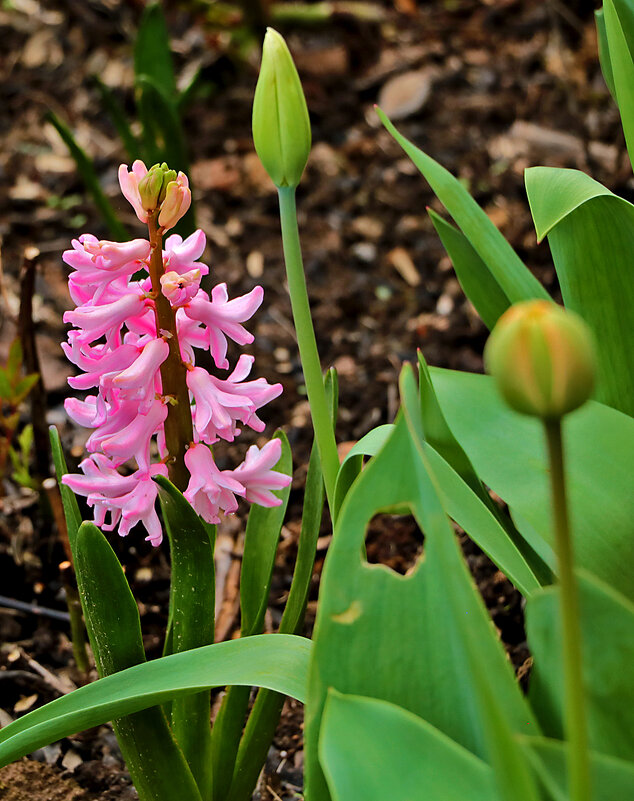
[{"left": 0, "top": 0, "right": 622, "bottom": 798}]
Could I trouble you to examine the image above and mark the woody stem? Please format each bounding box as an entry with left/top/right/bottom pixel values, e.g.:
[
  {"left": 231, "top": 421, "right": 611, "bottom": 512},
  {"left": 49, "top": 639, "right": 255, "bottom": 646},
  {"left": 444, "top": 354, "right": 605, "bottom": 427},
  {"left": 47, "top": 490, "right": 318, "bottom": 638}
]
[{"left": 147, "top": 213, "right": 193, "bottom": 491}]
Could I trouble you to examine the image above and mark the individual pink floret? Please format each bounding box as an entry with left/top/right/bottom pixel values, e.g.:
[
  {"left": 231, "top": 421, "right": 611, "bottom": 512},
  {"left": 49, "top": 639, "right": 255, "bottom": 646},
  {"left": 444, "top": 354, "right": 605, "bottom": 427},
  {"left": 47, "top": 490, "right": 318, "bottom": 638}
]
[
  {"left": 185, "top": 284, "right": 264, "bottom": 369},
  {"left": 160, "top": 269, "right": 202, "bottom": 307},
  {"left": 233, "top": 439, "right": 291, "bottom": 507},
  {"left": 184, "top": 443, "right": 246, "bottom": 524},
  {"left": 118, "top": 160, "right": 149, "bottom": 223},
  {"left": 158, "top": 173, "right": 191, "bottom": 231}
]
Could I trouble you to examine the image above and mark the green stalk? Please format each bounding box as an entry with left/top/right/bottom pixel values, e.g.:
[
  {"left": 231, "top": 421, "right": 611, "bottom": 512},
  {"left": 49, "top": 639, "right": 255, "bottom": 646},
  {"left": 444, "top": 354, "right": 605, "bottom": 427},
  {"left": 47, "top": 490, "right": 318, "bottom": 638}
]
[
  {"left": 277, "top": 186, "right": 339, "bottom": 513},
  {"left": 544, "top": 419, "right": 591, "bottom": 801}
]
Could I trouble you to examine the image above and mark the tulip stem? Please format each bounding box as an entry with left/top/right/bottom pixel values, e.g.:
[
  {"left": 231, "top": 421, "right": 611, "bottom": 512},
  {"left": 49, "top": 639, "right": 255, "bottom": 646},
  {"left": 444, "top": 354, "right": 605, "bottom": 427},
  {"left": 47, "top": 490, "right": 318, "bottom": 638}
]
[
  {"left": 544, "top": 418, "right": 590, "bottom": 801},
  {"left": 277, "top": 186, "right": 339, "bottom": 514}
]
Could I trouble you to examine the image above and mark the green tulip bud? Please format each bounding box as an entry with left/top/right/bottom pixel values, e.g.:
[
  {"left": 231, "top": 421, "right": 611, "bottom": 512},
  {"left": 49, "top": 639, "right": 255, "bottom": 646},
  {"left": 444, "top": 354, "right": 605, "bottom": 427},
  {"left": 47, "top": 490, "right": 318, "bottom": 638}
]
[
  {"left": 138, "top": 163, "right": 177, "bottom": 213},
  {"left": 484, "top": 300, "right": 597, "bottom": 420},
  {"left": 252, "top": 28, "right": 311, "bottom": 188}
]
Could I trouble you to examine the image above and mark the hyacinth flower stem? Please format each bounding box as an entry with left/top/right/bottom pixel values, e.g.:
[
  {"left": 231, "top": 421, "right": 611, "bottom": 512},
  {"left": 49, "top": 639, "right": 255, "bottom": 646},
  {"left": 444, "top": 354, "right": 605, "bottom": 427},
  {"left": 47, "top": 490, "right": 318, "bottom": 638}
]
[
  {"left": 544, "top": 419, "right": 590, "bottom": 801},
  {"left": 277, "top": 186, "right": 339, "bottom": 513},
  {"left": 147, "top": 212, "right": 193, "bottom": 491},
  {"left": 147, "top": 213, "right": 214, "bottom": 799}
]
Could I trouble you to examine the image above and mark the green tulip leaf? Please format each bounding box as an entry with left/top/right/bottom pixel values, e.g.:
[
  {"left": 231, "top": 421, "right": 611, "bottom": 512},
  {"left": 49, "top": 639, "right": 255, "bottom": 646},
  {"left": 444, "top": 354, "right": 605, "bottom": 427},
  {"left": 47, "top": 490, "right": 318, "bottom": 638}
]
[
  {"left": 525, "top": 166, "right": 634, "bottom": 416},
  {"left": 319, "top": 691, "right": 497, "bottom": 801},
  {"left": 430, "top": 368, "right": 634, "bottom": 601},
  {"left": 527, "top": 571, "right": 634, "bottom": 762}
]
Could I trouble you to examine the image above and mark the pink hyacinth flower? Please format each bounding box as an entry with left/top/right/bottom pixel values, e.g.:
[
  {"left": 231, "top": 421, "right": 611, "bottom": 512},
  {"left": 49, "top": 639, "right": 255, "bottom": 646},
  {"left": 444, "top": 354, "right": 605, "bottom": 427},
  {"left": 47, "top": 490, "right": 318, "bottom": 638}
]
[
  {"left": 164, "top": 230, "right": 209, "bottom": 276},
  {"left": 184, "top": 443, "right": 246, "bottom": 524},
  {"left": 160, "top": 269, "right": 201, "bottom": 307},
  {"left": 233, "top": 439, "right": 291, "bottom": 506},
  {"left": 118, "top": 160, "right": 149, "bottom": 223},
  {"left": 185, "top": 284, "right": 264, "bottom": 369},
  {"left": 158, "top": 173, "right": 191, "bottom": 231}
]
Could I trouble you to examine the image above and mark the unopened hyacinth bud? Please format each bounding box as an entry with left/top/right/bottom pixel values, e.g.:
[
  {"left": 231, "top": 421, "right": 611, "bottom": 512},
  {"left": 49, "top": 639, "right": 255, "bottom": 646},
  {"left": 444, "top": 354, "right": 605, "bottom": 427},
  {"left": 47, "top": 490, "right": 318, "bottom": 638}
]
[
  {"left": 252, "top": 28, "right": 311, "bottom": 189},
  {"left": 158, "top": 173, "right": 191, "bottom": 231},
  {"left": 484, "top": 300, "right": 597, "bottom": 420},
  {"left": 138, "top": 163, "right": 177, "bottom": 213}
]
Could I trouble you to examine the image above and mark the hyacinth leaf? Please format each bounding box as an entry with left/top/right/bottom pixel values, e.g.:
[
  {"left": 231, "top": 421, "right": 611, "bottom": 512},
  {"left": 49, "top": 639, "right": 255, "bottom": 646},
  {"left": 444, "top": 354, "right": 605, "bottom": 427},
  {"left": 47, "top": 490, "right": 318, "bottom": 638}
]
[
  {"left": 304, "top": 367, "right": 536, "bottom": 801},
  {"left": 227, "top": 436, "right": 326, "bottom": 801},
  {"left": 430, "top": 368, "right": 634, "bottom": 601},
  {"left": 46, "top": 112, "right": 127, "bottom": 241},
  {"left": 376, "top": 108, "right": 549, "bottom": 310},
  {"left": 596, "top": 9, "right": 617, "bottom": 97},
  {"left": 239, "top": 430, "right": 293, "bottom": 636},
  {"left": 604, "top": 0, "right": 634, "bottom": 170},
  {"left": 526, "top": 571, "right": 634, "bottom": 763},
  {"left": 210, "top": 431, "right": 292, "bottom": 801},
  {"left": 225, "top": 376, "right": 334, "bottom": 801},
  {"left": 519, "top": 736, "right": 634, "bottom": 801},
  {"left": 427, "top": 208, "right": 511, "bottom": 330},
  {"left": 49, "top": 425, "right": 82, "bottom": 552},
  {"left": 134, "top": 1, "right": 177, "bottom": 101},
  {"left": 136, "top": 76, "right": 189, "bottom": 173},
  {"left": 156, "top": 475, "right": 216, "bottom": 799},
  {"left": 319, "top": 692, "right": 497, "bottom": 801},
  {"left": 525, "top": 167, "right": 634, "bottom": 416},
  {"left": 0, "top": 634, "right": 311, "bottom": 769},
  {"left": 93, "top": 76, "right": 140, "bottom": 161},
  {"left": 72, "top": 521, "right": 202, "bottom": 801}
]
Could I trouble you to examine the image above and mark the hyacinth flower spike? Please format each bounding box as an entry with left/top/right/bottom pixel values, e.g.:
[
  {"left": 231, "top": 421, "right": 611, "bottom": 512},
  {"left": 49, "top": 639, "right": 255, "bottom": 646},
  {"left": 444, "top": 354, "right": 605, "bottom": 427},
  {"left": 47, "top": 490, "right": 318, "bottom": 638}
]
[{"left": 61, "top": 160, "right": 291, "bottom": 799}]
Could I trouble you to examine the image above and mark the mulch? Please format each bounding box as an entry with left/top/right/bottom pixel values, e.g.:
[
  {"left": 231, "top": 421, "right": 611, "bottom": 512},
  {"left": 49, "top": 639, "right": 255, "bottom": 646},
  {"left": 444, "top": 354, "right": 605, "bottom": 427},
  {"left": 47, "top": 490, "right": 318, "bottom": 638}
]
[{"left": 0, "top": 0, "right": 624, "bottom": 797}]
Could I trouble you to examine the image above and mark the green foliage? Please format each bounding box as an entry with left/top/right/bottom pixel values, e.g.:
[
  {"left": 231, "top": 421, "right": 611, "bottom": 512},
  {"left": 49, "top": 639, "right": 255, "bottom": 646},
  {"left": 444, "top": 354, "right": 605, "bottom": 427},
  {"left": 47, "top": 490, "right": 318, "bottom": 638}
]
[
  {"left": 51, "top": 2, "right": 195, "bottom": 236},
  {"left": 0, "top": 634, "right": 311, "bottom": 768},
  {"left": 319, "top": 692, "right": 497, "bottom": 801},
  {"left": 429, "top": 368, "right": 634, "bottom": 601},
  {"left": 527, "top": 572, "right": 634, "bottom": 763},
  {"left": 305, "top": 368, "right": 537, "bottom": 801},
  {"left": 0, "top": 339, "right": 40, "bottom": 487},
  {"left": 525, "top": 167, "right": 634, "bottom": 416}
]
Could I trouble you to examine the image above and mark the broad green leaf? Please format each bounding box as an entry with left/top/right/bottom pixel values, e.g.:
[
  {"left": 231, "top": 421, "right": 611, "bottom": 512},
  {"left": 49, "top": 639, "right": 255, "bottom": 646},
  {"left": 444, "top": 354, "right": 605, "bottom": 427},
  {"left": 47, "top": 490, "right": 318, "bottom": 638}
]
[
  {"left": 527, "top": 571, "right": 634, "bottom": 762},
  {"left": 74, "top": 522, "right": 201, "bottom": 801},
  {"left": 240, "top": 430, "right": 293, "bottom": 636},
  {"left": 157, "top": 475, "right": 216, "bottom": 798},
  {"left": 49, "top": 426, "right": 82, "bottom": 552},
  {"left": 0, "top": 369, "right": 11, "bottom": 400},
  {"left": 136, "top": 75, "right": 189, "bottom": 173},
  {"left": 319, "top": 691, "right": 497, "bottom": 801},
  {"left": 376, "top": 108, "right": 549, "bottom": 308},
  {"left": 12, "top": 373, "right": 39, "bottom": 405},
  {"left": 304, "top": 377, "right": 536, "bottom": 801},
  {"left": 46, "top": 112, "right": 127, "bottom": 241},
  {"left": 7, "top": 338, "right": 23, "bottom": 383},
  {"left": 596, "top": 9, "right": 617, "bottom": 97},
  {"left": 134, "top": 2, "right": 177, "bottom": 101},
  {"left": 519, "top": 735, "right": 634, "bottom": 801},
  {"left": 0, "top": 634, "right": 311, "bottom": 767},
  {"left": 228, "top": 425, "right": 327, "bottom": 801},
  {"left": 333, "top": 424, "right": 393, "bottom": 519},
  {"left": 525, "top": 171, "right": 634, "bottom": 417},
  {"left": 211, "top": 431, "right": 292, "bottom": 801},
  {"left": 428, "top": 208, "right": 511, "bottom": 329},
  {"left": 430, "top": 368, "right": 634, "bottom": 602},
  {"left": 93, "top": 76, "right": 140, "bottom": 161},
  {"left": 604, "top": 0, "right": 634, "bottom": 170}
]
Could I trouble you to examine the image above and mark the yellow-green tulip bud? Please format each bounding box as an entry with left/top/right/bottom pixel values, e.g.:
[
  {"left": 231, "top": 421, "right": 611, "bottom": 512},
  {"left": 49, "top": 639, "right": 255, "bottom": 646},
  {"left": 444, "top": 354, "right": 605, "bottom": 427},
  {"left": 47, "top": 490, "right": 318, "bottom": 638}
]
[
  {"left": 484, "top": 300, "right": 597, "bottom": 420},
  {"left": 252, "top": 28, "right": 311, "bottom": 188}
]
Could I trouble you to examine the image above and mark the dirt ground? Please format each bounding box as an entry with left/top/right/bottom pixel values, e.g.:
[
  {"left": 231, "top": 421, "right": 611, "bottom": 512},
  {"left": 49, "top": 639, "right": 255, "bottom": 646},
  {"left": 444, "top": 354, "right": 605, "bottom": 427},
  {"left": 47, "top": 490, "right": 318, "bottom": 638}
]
[{"left": 0, "top": 0, "right": 626, "bottom": 798}]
